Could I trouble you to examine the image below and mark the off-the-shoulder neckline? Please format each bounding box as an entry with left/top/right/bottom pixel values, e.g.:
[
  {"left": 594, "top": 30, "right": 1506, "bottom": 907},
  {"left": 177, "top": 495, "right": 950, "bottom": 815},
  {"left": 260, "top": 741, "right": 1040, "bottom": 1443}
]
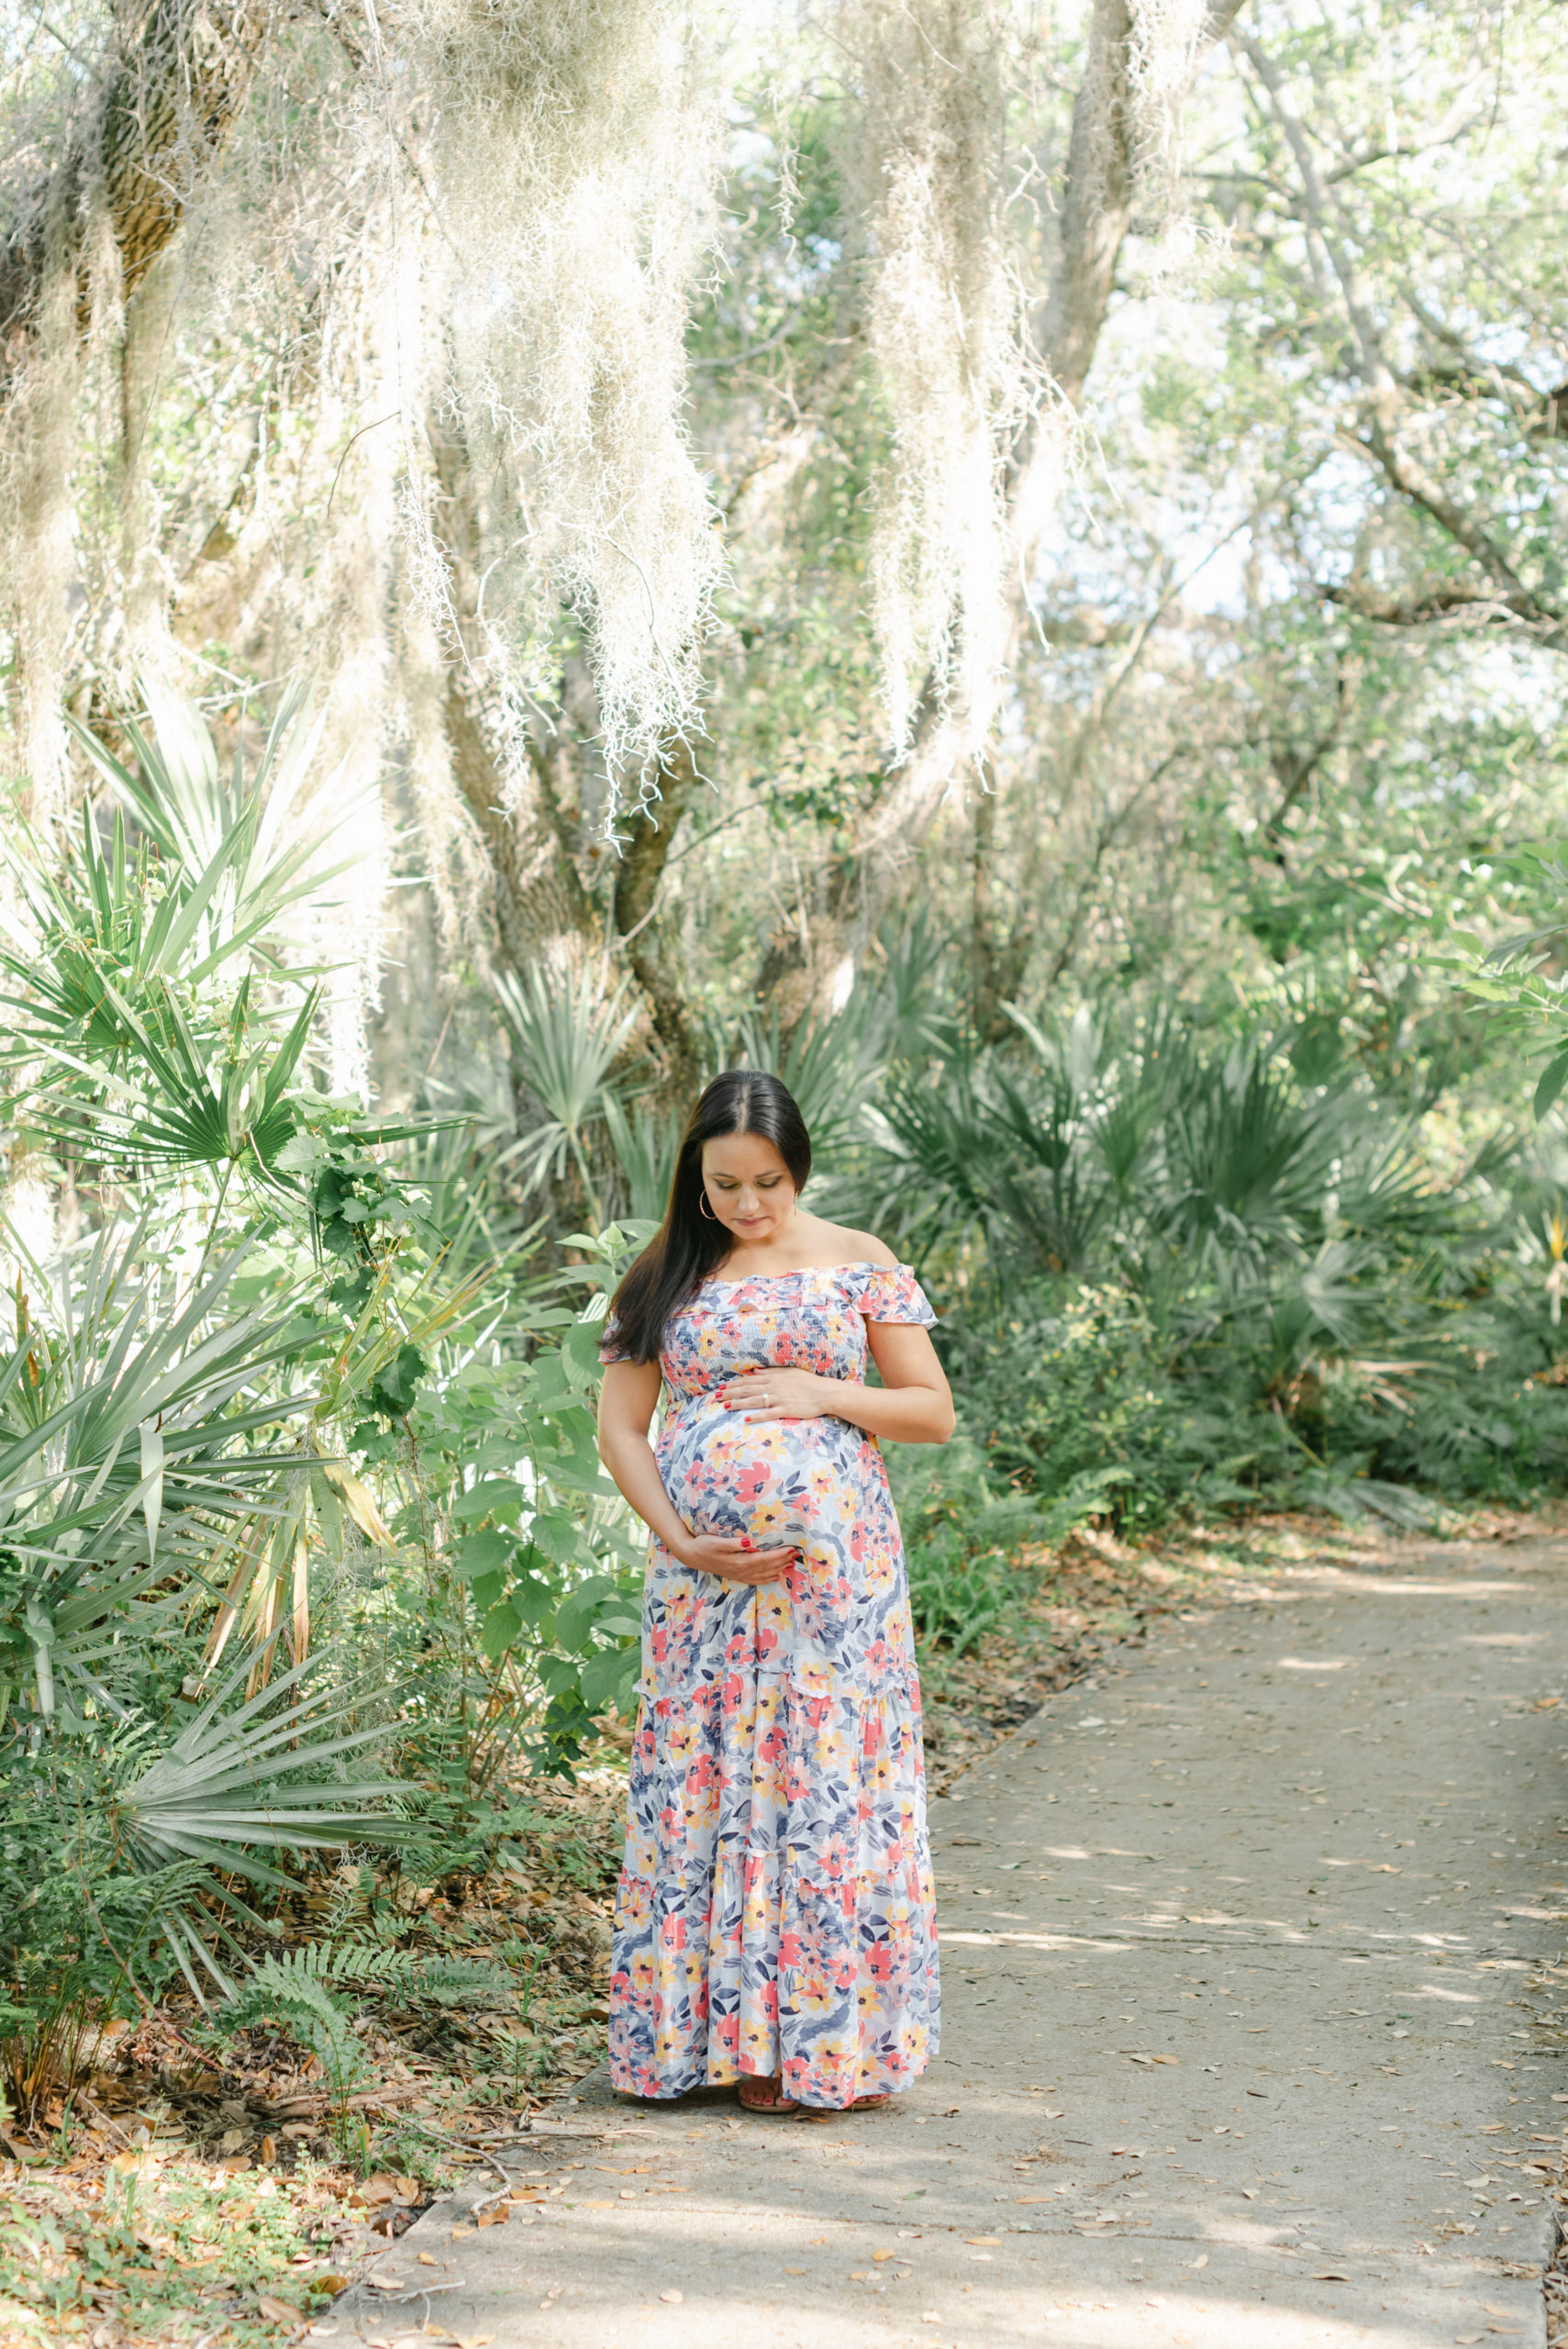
[{"left": 699, "top": 1259, "right": 903, "bottom": 1288}]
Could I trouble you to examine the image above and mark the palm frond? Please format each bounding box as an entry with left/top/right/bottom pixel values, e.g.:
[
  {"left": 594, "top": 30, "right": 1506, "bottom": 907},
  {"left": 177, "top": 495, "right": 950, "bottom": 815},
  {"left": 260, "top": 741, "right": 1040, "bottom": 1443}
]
[
  {"left": 66, "top": 676, "right": 373, "bottom": 974},
  {"left": 602, "top": 1095, "right": 678, "bottom": 1220},
  {"left": 495, "top": 963, "right": 639, "bottom": 1135},
  {"left": 120, "top": 1645, "right": 406, "bottom": 1887}
]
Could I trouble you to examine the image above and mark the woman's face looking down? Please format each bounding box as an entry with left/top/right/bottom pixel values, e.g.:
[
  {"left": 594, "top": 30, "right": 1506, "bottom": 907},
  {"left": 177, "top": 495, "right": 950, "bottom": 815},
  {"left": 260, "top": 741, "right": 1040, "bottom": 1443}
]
[{"left": 700, "top": 1131, "right": 797, "bottom": 1245}]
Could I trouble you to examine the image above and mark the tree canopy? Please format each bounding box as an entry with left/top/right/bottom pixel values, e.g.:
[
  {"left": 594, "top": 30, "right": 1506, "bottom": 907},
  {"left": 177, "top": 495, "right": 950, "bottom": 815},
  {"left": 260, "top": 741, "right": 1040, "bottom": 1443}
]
[{"left": 0, "top": 0, "right": 1559, "bottom": 1121}]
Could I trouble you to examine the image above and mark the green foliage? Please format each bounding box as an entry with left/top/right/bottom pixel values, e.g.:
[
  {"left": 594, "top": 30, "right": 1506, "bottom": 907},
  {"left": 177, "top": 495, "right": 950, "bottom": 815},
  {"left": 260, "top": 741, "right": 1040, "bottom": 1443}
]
[
  {"left": 851, "top": 986, "right": 1568, "bottom": 1531},
  {"left": 0, "top": 689, "right": 649, "bottom": 2119},
  {"left": 495, "top": 964, "right": 640, "bottom": 1224},
  {"left": 945, "top": 1288, "right": 1188, "bottom": 1528},
  {"left": 0, "top": 1652, "right": 406, "bottom": 2121},
  {"left": 1449, "top": 846, "right": 1568, "bottom": 1119},
  {"left": 891, "top": 1433, "right": 1119, "bottom": 1656},
  {"left": 376, "top": 1219, "right": 652, "bottom": 1780}
]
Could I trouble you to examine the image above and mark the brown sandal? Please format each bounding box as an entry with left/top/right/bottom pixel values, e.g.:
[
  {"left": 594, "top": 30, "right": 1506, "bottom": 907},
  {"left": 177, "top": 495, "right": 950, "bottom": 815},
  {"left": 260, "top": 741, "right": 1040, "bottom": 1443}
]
[
  {"left": 738, "top": 2073, "right": 801, "bottom": 2114},
  {"left": 738, "top": 2072, "right": 893, "bottom": 2117}
]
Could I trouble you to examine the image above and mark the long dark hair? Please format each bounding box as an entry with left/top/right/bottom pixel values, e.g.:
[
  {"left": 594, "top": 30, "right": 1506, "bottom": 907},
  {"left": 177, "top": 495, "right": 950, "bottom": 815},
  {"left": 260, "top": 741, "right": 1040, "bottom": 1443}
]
[{"left": 607, "top": 1068, "right": 812, "bottom": 1362}]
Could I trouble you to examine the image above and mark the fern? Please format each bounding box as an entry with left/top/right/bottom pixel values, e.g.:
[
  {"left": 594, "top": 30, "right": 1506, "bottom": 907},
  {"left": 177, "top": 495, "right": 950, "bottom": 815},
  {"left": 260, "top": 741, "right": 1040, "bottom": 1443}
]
[
  {"left": 225, "top": 1957, "right": 365, "bottom": 2102},
  {"left": 222, "top": 1937, "right": 519, "bottom": 2100},
  {"left": 239, "top": 1940, "right": 514, "bottom": 2009}
]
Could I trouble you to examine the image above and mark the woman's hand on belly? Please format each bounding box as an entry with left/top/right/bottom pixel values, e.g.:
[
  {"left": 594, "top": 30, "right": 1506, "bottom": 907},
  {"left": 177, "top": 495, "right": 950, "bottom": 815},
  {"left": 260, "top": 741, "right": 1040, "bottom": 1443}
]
[
  {"left": 673, "top": 1531, "right": 800, "bottom": 1585},
  {"left": 720, "top": 1367, "right": 834, "bottom": 1422}
]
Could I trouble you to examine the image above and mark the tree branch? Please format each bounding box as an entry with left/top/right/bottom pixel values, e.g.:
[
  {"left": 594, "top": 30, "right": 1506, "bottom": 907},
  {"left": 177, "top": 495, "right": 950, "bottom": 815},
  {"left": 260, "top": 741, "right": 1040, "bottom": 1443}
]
[
  {"left": 1042, "top": 744, "right": 1190, "bottom": 987},
  {"left": 1356, "top": 419, "right": 1560, "bottom": 625},
  {"left": 1319, "top": 578, "right": 1549, "bottom": 632},
  {"left": 1239, "top": 32, "right": 1564, "bottom": 639}
]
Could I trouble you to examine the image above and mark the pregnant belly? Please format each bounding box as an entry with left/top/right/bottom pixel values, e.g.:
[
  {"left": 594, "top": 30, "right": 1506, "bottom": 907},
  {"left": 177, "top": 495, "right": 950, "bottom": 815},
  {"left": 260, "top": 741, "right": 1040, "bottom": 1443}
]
[{"left": 660, "top": 1399, "right": 862, "bottom": 1542}]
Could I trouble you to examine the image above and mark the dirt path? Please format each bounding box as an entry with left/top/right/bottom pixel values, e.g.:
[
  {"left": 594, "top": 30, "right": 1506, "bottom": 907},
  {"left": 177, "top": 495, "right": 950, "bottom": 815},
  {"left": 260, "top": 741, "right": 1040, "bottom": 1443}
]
[{"left": 328, "top": 1532, "right": 1568, "bottom": 2348}]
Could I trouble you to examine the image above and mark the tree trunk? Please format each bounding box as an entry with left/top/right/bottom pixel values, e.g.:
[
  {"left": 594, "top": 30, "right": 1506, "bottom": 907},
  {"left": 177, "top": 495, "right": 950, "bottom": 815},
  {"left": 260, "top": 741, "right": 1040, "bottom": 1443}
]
[
  {"left": 609, "top": 739, "right": 704, "bottom": 1096},
  {"left": 969, "top": 783, "right": 1033, "bottom": 1041},
  {"left": 428, "top": 399, "right": 706, "bottom": 1099},
  {"left": 442, "top": 677, "right": 597, "bottom": 973},
  {"left": 0, "top": 0, "right": 272, "bottom": 386}
]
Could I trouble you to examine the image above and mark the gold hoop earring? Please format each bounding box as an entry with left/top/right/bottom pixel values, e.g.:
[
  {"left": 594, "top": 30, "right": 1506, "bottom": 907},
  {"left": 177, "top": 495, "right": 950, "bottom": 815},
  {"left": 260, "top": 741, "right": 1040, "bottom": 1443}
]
[{"left": 698, "top": 1192, "right": 718, "bottom": 1221}]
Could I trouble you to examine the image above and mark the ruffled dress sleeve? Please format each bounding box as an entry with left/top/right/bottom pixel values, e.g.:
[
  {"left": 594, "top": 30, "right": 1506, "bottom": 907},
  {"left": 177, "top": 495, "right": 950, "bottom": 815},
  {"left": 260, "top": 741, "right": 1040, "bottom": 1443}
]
[
  {"left": 856, "top": 1262, "right": 938, "bottom": 1327},
  {"left": 598, "top": 1312, "right": 631, "bottom": 1365}
]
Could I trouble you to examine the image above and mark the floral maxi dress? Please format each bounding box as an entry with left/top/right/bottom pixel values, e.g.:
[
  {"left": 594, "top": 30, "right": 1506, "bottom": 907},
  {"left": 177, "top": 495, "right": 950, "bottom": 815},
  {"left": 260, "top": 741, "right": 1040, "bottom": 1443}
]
[{"left": 600, "top": 1262, "right": 941, "bottom": 2108}]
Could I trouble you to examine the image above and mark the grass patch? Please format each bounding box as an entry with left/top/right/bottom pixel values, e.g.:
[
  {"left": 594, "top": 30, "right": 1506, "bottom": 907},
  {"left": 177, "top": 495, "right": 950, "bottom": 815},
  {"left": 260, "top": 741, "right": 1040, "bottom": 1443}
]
[{"left": 0, "top": 2152, "right": 346, "bottom": 2343}]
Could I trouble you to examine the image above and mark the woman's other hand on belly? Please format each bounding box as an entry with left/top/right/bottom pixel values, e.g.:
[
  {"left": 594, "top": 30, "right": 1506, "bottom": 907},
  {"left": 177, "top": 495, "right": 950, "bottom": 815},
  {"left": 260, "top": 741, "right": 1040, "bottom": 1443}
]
[
  {"left": 674, "top": 1531, "right": 800, "bottom": 1585},
  {"left": 721, "top": 1367, "right": 831, "bottom": 1421}
]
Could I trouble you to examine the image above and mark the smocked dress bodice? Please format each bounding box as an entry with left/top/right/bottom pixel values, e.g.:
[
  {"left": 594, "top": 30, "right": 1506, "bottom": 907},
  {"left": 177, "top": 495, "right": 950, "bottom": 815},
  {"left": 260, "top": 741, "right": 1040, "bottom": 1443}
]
[{"left": 636, "top": 1262, "right": 935, "bottom": 1698}]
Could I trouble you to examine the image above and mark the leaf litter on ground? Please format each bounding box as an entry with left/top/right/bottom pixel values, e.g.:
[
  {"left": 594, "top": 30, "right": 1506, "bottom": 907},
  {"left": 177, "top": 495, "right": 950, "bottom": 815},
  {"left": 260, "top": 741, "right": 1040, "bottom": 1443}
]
[{"left": 0, "top": 1770, "right": 625, "bottom": 2343}]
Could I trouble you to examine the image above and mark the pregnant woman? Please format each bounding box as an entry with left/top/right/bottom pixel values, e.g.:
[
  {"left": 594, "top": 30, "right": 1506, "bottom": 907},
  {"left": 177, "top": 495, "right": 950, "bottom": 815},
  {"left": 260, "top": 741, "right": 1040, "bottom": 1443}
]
[{"left": 595, "top": 1067, "right": 953, "bottom": 2116}]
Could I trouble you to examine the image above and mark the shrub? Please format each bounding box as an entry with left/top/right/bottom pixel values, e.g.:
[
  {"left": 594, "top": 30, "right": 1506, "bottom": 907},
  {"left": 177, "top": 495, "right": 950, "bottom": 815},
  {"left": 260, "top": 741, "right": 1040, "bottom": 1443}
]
[{"left": 943, "top": 1286, "right": 1192, "bottom": 1530}]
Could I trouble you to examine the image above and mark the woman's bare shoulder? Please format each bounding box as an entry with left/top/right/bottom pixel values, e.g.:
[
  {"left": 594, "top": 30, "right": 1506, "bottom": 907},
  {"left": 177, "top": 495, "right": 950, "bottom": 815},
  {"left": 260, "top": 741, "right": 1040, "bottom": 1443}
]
[{"left": 810, "top": 1217, "right": 897, "bottom": 1269}]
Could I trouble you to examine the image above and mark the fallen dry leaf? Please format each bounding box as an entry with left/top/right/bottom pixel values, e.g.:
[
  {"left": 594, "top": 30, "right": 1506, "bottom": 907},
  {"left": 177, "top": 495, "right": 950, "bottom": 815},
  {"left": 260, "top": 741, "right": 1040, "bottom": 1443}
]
[
  {"left": 660, "top": 2288, "right": 684, "bottom": 2304},
  {"left": 1311, "top": 2270, "right": 1350, "bottom": 2282},
  {"left": 417, "top": 2254, "right": 438, "bottom": 2266},
  {"left": 873, "top": 2249, "right": 895, "bottom": 2263},
  {"left": 256, "top": 2296, "right": 299, "bottom": 2321},
  {"left": 965, "top": 2236, "right": 1001, "bottom": 2247}
]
